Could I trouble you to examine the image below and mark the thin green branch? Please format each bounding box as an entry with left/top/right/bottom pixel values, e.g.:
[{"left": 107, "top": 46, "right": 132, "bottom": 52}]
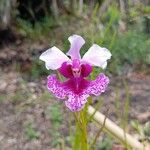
[{"left": 90, "top": 107, "right": 109, "bottom": 150}]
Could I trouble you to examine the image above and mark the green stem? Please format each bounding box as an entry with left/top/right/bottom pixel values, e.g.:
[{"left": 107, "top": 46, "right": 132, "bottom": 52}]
[
  {"left": 80, "top": 110, "right": 88, "bottom": 150},
  {"left": 73, "top": 109, "right": 89, "bottom": 150}
]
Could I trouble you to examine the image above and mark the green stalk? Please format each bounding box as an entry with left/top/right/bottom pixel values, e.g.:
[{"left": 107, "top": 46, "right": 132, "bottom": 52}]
[
  {"left": 80, "top": 110, "right": 88, "bottom": 150},
  {"left": 73, "top": 116, "right": 82, "bottom": 150},
  {"left": 73, "top": 109, "right": 89, "bottom": 150},
  {"left": 122, "top": 79, "right": 130, "bottom": 150}
]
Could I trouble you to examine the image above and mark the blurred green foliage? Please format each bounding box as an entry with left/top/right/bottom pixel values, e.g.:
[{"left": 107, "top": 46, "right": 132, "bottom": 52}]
[
  {"left": 110, "top": 30, "right": 150, "bottom": 74},
  {"left": 29, "top": 59, "right": 50, "bottom": 79},
  {"left": 25, "top": 122, "right": 40, "bottom": 140},
  {"left": 131, "top": 120, "right": 150, "bottom": 141},
  {"left": 98, "top": 137, "right": 113, "bottom": 150},
  {"left": 49, "top": 103, "right": 63, "bottom": 125},
  {"left": 48, "top": 103, "right": 63, "bottom": 147},
  {"left": 17, "top": 16, "right": 58, "bottom": 40}
]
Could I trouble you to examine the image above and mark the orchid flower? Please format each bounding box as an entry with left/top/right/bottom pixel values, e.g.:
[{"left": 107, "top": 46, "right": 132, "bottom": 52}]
[{"left": 40, "top": 35, "right": 111, "bottom": 111}]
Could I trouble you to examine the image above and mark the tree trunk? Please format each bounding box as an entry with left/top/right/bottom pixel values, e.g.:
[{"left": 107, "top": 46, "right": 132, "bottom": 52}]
[{"left": 0, "top": 0, "right": 16, "bottom": 29}]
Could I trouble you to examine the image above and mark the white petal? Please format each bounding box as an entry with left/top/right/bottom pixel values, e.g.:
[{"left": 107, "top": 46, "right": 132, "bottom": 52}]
[
  {"left": 66, "top": 34, "right": 85, "bottom": 59},
  {"left": 39, "top": 46, "right": 70, "bottom": 70},
  {"left": 82, "top": 44, "right": 111, "bottom": 69}
]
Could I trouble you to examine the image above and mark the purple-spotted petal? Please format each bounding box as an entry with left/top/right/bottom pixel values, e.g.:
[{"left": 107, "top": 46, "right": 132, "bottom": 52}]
[
  {"left": 40, "top": 46, "right": 70, "bottom": 70},
  {"left": 47, "top": 75, "right": 89, "bottom": 111},
  {"left": 65, "top": 73, "right": 109, "bottom": 111},
  {"left": 67, "top": 35, "right": 85, "bottom": 60},
  {"left": 82, "top": 44, "right": 111, "bottom": 69},
  {"left": 65, "top": 93, "right": 89, "bottom": 111},
  {"left": 47, "top": 75, "right": 68, "bottom": 99},
  {"left": 47, "top": 73, "right": 109, "bottom": 112},
  {"left": 85, "top": 73, "right": 109, "bottom": 96}
]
